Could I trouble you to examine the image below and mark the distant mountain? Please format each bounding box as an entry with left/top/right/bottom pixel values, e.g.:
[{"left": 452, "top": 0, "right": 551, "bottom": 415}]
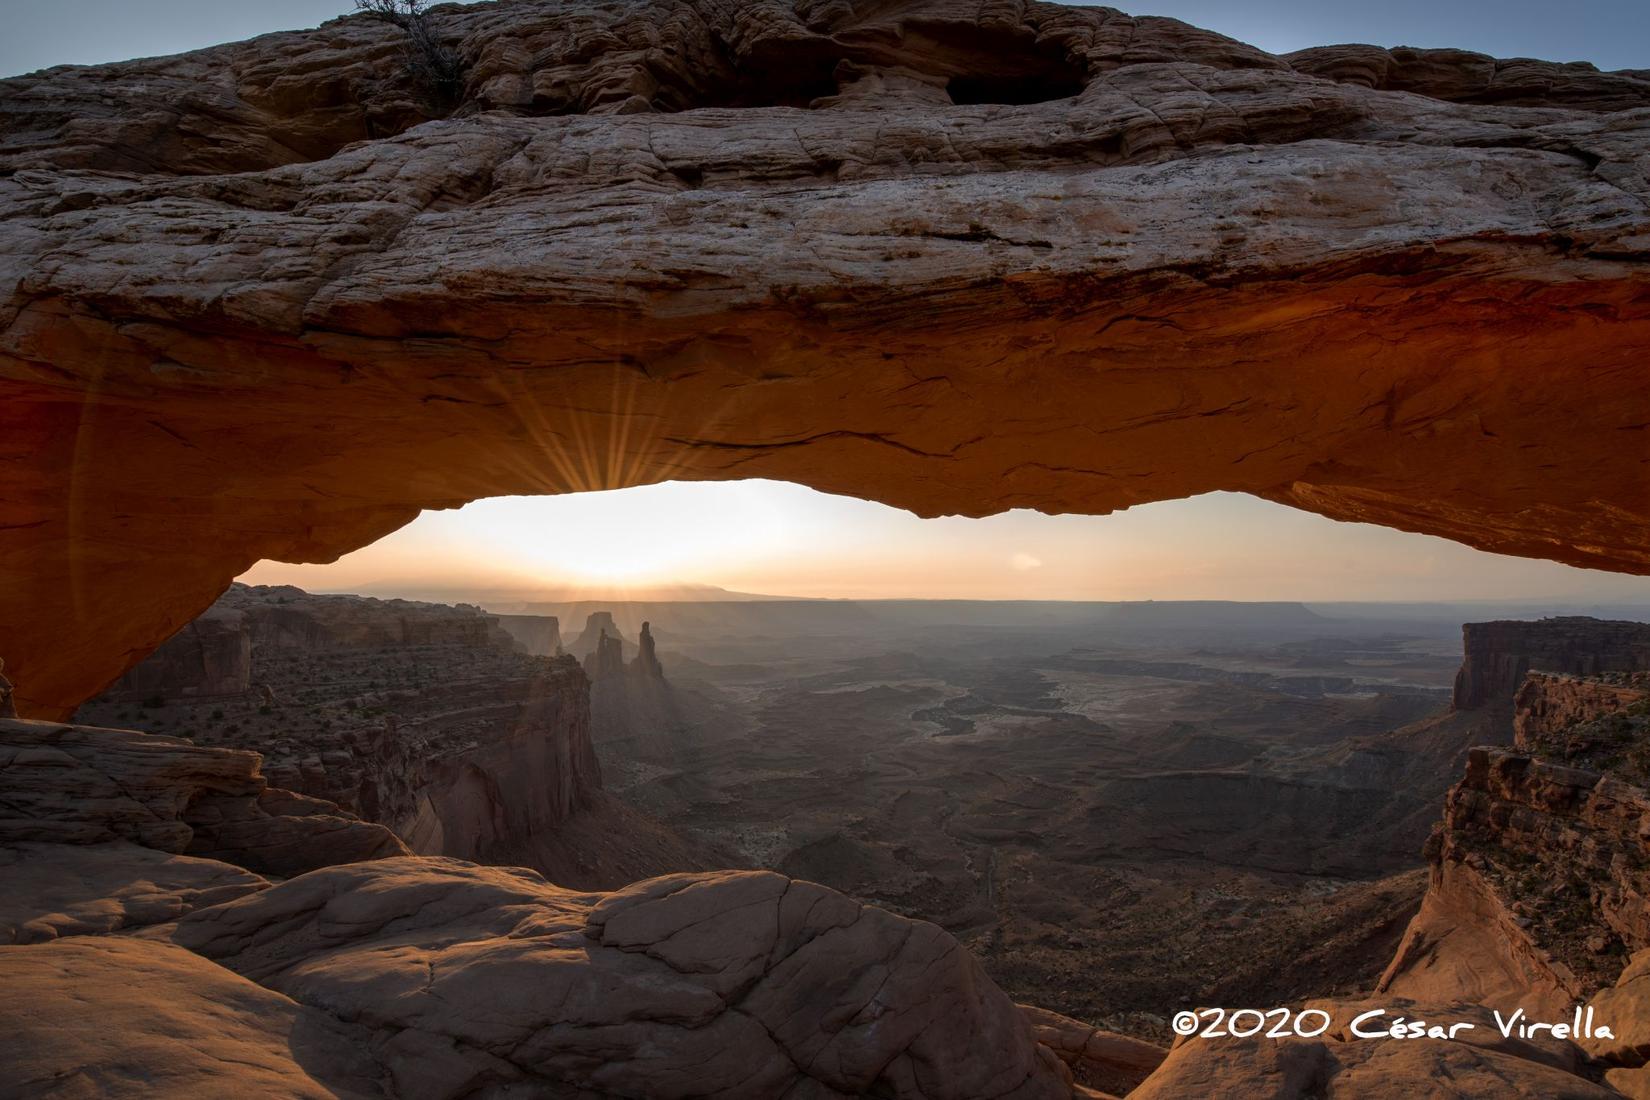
[
  {"left": 1101, "top": 600, "right": 1326, "bottom": 628},
  {"left": 340, "top": 582, "right": 800, "bottom": 607}
]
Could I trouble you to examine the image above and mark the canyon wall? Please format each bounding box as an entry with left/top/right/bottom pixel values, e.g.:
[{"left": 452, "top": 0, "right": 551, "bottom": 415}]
[
  {"left": 0, "top": 718, "right": 408, "bottom": 881},
  {"left": 100, "top": 608, "right": 252, "bottom": 703},
  {"left": 1385, "top": 652, "right": 1650, "bottom": 1020},
  {"left": 83, "top": 585, "right": 610, "bottom": 875},
  {"left": 4, "top": 0, "right": 1650, "bottom": 718},
  {"left": 494, "top": 613, "right": 563, "bottom": 656},
  {"left": 1453, "top": 618, "right": 1650, "bottom": 712},
  {"left": 1515, "top": 672, "right": 1650, "bottom": 757},
  {"left": 387, "top": 658, "right": 604, "bottom": 863}
]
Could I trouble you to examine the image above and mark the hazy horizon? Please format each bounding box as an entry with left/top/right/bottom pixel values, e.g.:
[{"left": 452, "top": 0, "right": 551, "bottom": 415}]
[{"left": 240, "top": 482, "right": 1650, "bottom": 607}]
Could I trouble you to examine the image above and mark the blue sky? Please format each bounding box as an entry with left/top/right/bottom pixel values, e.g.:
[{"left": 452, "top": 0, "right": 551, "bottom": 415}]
[{"left": 2, "top": 0, "right": 1645, "bottom": 76}]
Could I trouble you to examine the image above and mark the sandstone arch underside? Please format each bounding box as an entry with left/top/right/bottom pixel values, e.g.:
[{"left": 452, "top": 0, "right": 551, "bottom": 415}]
[{"left": 3, "top": 0, "right": 1649, "bottom": 719}]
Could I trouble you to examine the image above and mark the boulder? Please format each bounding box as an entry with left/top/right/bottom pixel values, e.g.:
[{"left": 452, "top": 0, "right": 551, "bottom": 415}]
[{"left": 169, "top": 857, "right": 1068, "bottom": 1099}]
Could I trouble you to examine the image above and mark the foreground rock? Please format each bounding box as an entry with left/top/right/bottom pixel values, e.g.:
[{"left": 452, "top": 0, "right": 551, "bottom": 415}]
[
  {"left": 4, "top": 1, "right": 1650, "bottom": 717},
  {"left": 0, "top": 718, "right": 408, "bottom": 876},
  {"left": 0, "top": 936, "right": 383, "bottom": 1098},
  {"left": 1381, "top": 743, "right": 1650, "bottom": 1009},
  {"left": 1131, "top": 998, "right": 1619, "bottom": 1099},
  {"left": 0, "top": 840, "right": 266, "bottom": 944},
  {"left": 1021, "top": 1003, "right": 1167, "bottom": 1096},
  {"left": 164, "top": 857, "right": 1067, "bottom": 1099}
]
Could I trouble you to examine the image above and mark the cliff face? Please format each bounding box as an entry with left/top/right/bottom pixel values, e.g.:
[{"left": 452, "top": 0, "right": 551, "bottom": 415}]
[
  {"left": 390, "top": 657, "right": 604, "bottom": 863},
  {"left": 101, "top": 608, "right": 252, "bottom": 703},
  {"left": 494, "top": 613, "right": 563, "bottom": 656},
  {"left": 5, "top": 0, "right": 1650, "bottom": 718},
  {"left": 1515, "top": 671, "right": 1650, "bottom": 780},
  {"left": 1382, "top": 748, "right": 1650, "bottom": 1010},
  {"left": 0, "top": 718, "right": 408, "bottom": 880},
  {"left": 222, "top": 584, "right": 520, "bottom": 653},
  {"left": 1384, "top": 660, "right": 1650, "bottom": 1021},
  {"left": 1453, "top": 618, "right": 1650, "bottom": 712},
  {"left": 82, "top": 585, "right": 610, "bottom": 876}
]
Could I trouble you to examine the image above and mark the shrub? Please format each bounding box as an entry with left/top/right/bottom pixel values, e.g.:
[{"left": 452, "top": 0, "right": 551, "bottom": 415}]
[{"left": 355, "top": 0, "right": 465, "bottom": 108}]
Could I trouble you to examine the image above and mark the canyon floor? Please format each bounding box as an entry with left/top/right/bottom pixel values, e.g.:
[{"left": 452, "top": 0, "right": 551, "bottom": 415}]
[
  {"left": 585, "top": 603, "right": 1475, "bottom": 1040},
  {"left": 78, "top": 593, "right": 1495, "bottom": 1043}
]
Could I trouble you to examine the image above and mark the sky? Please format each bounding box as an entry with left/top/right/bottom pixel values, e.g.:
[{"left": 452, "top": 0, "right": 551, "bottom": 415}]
[
  {"left": 10, "top": 2, "right": 1650, "bottom": 603},
  {"left": 4, "top": 0, "right": 1646, "bottom": 76}
]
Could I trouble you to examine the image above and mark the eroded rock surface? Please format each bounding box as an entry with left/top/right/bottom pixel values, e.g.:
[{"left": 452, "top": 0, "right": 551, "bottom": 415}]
[
  {"left": 168, "top": 857, "right": 1069, "bottom": 1099},
  {"left": 1020, "top": 1002, "right": 1167, "bottom": 1096},
  {"left": 0, "top": 717, "right": 408, "bottom": 875},
  {"left": 1131, "top": 997, "right": 1618, "bottom": 1099},
  {"left": 1454, "top": 619, "right": 1650, "bottom": 713},
  {"left": 0, "top": 936, "right": 384, "bottom": 1099},
  {"left": 3, "top": 1, "right": 1650, "bottom": 717},
  {"left": 0, "top": 839, "right": 267, "bottom": 944}
]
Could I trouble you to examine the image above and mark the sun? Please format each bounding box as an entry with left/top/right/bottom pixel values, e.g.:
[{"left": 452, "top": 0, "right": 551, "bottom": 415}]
[{"left": 423, "top": 481, "right": 807, "bottom": 587}]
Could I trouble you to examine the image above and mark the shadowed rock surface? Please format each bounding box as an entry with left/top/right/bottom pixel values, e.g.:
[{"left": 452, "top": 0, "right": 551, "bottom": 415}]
[
  {"left": 164, "top": 857, "right": 1070, "bottom": 1099},
  {"left": 0, "top": 936, "right": 385, "bottom": 1099},
  {"left": 4, "top": 0, "right": 1650, "bottom": 717},
  {"left": 1454, "top": 619, "right": 1650, "bottom": 713},
  {"left": 0, "top": 718, "right": 409, "bottom": 876},
  {"left": 0, "top": 840, "right": 268, "bottom": 944}
]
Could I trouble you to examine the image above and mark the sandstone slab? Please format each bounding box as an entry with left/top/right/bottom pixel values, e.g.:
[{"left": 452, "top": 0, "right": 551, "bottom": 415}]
[
  {"left": 0, "top": 936, "right": 383, "bottom": 1098},
  {"left": 170, "top": 857, "right": 1068, "bottom": 1099},
  {"left": 1, "top": 1, "right": 1649, "bottom": 717}
]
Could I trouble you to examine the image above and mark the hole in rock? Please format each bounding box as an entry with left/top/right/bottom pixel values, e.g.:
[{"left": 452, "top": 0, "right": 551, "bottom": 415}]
[
  {"left": 82, "top": 480, "right": 1650, "bottom": 1048},
  {"left": 946, "top": 70, "right": 1087, "bottom": 105}
]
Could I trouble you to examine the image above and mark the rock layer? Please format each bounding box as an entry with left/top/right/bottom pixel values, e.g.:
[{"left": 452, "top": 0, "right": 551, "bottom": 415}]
[
  {"left": 0, "top": 717, "right": 408, "bottom": 876},
  {"left": 1381, "top": 745, "right": 1650, "bottom": 1009},
  {"left": 3, "top": 1, "right": 1650, "bottom": 717},
  {"left": 1454, "top": 619, "right": 1650, "bottom": 712}
]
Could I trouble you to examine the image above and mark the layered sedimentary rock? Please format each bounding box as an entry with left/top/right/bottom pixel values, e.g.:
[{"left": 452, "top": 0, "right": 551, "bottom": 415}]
[
  {"left": 494, "top": 612, "right": 563, "bottom": 656},
  {"left": 1453, "top": 619, "right": 1650, "bottom": 712},
  {"left": 1132, "top": 996, "right": 1617, "bottom": 1099},
  {"left": 222, "top": 583, "right": 520, "bottom": 653},
  {"left": 1020, "top": 1003, "right": 1167, "bottom": 1096},
  {"left": 0, "top": 840, "right": 267, "bottom": 944},
  {"left": 0, "top": 718, "right": 408, "bottom": 877},
  {"left": 1516, "top": 671, "right": 1650, "bottom": 777},
  {"left": 83, "top": 583, "right": 613, "bottom": 872},
  {"left": 1381, "top": 746, "right": 1650, "bottom": 1010},
  {"left": 4, "top": 1, "right": 1650, "bottom": 717},
  {"left": 101, "top": 606, "right": 252, "bottom": 703},
  {"left": 98, "top": 583, "right": 528, "bottom": 705},
  {"left": 389, "top": 655, "right": 606, "bottom": 862}
]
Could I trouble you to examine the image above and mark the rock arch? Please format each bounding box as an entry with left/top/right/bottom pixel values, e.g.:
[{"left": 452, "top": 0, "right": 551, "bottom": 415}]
[{"left": 3, "top": 0, "right": 1649, "bottom": 719}]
